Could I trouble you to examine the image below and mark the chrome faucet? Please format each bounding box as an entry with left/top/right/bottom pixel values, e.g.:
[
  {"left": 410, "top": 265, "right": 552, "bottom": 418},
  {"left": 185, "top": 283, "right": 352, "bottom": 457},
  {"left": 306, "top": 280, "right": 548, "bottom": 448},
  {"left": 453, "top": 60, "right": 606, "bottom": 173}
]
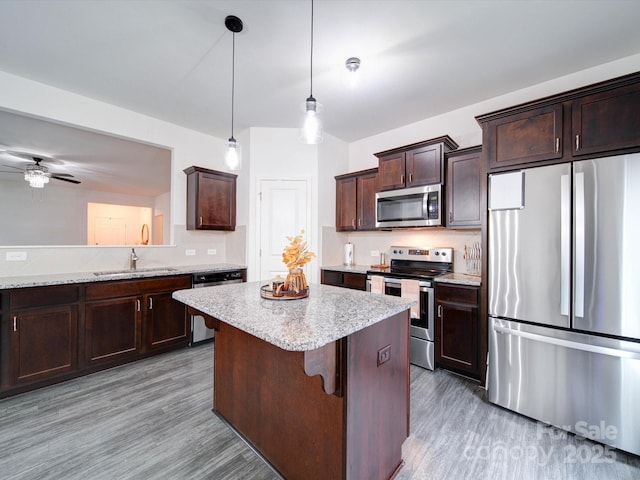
[{"left": 130, "top": 248, "right": 138, "bottom": 270}]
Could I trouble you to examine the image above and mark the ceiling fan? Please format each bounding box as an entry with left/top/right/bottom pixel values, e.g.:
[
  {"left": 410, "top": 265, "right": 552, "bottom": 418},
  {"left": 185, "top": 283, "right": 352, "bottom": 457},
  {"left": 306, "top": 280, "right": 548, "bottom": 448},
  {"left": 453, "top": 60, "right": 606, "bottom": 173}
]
[{"left": 0, "top": 156, "right": 81, "bottom": 188}]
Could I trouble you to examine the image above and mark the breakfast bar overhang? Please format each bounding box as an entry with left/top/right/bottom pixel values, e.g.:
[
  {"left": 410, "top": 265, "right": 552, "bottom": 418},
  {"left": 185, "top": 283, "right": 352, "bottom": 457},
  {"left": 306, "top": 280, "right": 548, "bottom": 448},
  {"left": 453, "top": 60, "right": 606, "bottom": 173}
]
[{"left": 173, "top": 282, "right": 415, "bottom": 480}]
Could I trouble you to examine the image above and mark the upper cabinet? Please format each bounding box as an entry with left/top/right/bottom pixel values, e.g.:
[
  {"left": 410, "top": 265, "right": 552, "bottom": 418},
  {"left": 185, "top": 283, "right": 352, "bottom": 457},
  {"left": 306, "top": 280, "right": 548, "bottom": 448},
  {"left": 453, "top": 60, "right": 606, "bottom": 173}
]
[
  {"left": 446, "top": 146, "right": 482, "bottom": 228},
  {"left": 571, "top": 82, "right": 640, "bottom": 157},
  {"left": 483, "top": 105, "right": 563, "bottom": 170},
  {"left": 375, "top": 136, "right": 459, "bottom": 191},
  {"left": 478, "top": 72, "right": 640, "bottom": 171},
  {"left": 335, "top": 168, "right": 378, "bottom": 231},
  {"left": 184, "top": 166, "right": 237, "bottom": 231}
]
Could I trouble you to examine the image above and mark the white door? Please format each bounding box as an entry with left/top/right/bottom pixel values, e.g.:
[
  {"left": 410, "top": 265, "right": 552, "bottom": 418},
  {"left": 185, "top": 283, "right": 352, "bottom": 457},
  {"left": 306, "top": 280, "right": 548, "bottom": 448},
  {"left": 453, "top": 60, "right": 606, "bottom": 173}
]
[{"left": 258, "top": 179, "right": 310, "bottom": 281}]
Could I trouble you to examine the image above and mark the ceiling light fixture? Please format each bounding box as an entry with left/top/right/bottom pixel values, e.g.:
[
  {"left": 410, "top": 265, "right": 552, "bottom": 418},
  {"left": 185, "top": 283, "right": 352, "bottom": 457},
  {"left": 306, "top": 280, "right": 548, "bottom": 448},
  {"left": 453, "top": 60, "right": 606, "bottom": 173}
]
[
  {"left": 345, "top": 56, "right": 361, "bottom": 88},
  {"left": 224, "top": 15, "right": 243, "bottom": 171},
  {"left": 345, "top": 57, "right": 360, "bottom": 73},
  {"left": 24, "top": 158, "right": 51, "bottom": 188},
  {"left": 301, "top": 0, "right": 323, "bottom": 144}
]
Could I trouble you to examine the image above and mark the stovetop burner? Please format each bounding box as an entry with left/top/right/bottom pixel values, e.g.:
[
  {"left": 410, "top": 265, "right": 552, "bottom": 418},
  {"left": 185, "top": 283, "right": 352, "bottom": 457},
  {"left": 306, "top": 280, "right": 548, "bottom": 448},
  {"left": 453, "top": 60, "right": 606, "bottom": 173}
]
[{"left": 367, "top": 246, "right": 453, "bottom": 280}]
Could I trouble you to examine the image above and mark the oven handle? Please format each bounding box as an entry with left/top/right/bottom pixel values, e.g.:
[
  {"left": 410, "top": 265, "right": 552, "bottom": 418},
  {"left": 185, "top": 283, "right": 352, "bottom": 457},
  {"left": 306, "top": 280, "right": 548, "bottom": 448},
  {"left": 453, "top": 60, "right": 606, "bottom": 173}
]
[{"left": 379, "top": 277, "right": 432, "bottom": 291}]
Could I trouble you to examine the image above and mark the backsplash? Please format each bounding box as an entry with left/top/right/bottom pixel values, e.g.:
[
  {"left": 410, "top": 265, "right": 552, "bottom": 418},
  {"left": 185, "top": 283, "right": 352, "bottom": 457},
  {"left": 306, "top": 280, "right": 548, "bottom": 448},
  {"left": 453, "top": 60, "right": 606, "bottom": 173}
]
[
  {"left": 0, "top": 225, "right": 247, "bottom": 277},
  {"left": 340, "top": 229, "right": 481, "bottom": 274}
]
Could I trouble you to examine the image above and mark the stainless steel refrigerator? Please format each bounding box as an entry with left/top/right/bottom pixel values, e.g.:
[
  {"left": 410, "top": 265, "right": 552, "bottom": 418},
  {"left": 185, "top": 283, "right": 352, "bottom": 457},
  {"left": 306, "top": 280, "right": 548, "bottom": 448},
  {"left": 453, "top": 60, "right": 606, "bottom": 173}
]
[{"left": 488, "top": 153, "right": 640, "bottom": 457}]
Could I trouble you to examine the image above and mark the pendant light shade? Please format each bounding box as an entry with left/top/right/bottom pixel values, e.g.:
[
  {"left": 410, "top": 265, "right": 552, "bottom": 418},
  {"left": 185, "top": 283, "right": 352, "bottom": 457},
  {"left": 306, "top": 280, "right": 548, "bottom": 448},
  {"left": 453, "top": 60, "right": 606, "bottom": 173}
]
[
  {"left": 224, "top": 15, "right": 243, "bottom": 170},
  {"left": 301, "top": 0, "right": 323, "bottom": 144}
]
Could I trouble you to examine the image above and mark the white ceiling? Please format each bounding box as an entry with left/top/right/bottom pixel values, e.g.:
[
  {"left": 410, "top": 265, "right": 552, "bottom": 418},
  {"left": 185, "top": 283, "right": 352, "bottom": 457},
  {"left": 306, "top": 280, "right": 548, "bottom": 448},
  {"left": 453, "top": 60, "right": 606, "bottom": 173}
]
[{"left": 1, "top": 0, "right": 640, "bottom": 193}]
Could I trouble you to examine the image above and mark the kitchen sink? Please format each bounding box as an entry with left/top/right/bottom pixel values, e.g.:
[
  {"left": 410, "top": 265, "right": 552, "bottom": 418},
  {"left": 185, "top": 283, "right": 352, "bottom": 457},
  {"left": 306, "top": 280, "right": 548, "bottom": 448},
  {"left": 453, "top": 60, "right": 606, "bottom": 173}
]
[{"left": 94, "top": 267, "right": 177, "bottom": 277}]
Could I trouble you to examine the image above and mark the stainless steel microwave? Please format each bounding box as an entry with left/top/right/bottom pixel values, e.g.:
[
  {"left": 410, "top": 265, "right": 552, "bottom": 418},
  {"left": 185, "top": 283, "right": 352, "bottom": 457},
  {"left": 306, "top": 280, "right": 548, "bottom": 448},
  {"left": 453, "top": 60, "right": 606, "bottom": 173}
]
[{"left": 375, "top": 184, "right": 442, "bottom": 228}]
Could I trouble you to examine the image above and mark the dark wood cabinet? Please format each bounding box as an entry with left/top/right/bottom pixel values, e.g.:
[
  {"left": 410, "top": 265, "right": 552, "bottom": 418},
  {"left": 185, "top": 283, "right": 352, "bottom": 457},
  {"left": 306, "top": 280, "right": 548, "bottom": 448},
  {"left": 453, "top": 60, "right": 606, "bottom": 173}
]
[
  {"left": 483, "top": 104, "right": 563, "bottom": 170},
  {"left": 478, "top": 71, "right": 640, "bottom": 171},
  {"left": 6, "top": 285, "right": 80, "bottom": 386},
  {"left": 85, "top": 276, "right": 191, "bottom": 365},
  {"left": 184, "top": 166, "right": 236, "bottom": 231},
  {"left": 572, "top": 82, "right": 640, "bottom": 156},
  {"left": 375, "top": 136, "right": 458, "bottom": 191},
  {"left": 435, "top": 283, "right": 480, "bottom": 380},
  {"left": 321, "top": 269, "right": 367, "bottom": 291},
  {"left": 446, "top": 146, "right": 482, "bottom": 228},
  {"left": 85, "top": 296, "right": 141, "bottom": 366},
  {"left": 335, "top": 168, "right": 378, "bottom": 232},
  {"left": 143, "top": 281, "right": 191, "bottom": 352},
  {"left": 1, "top": 275, "right": 193, "bottom": 398}
]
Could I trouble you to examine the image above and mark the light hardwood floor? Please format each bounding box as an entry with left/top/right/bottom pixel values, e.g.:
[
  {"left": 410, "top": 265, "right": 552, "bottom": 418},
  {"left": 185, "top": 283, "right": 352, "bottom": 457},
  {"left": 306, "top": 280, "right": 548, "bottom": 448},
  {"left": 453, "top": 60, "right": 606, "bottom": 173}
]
[{"left": 1, "top": 344, "right": 639, "bottom": 479}]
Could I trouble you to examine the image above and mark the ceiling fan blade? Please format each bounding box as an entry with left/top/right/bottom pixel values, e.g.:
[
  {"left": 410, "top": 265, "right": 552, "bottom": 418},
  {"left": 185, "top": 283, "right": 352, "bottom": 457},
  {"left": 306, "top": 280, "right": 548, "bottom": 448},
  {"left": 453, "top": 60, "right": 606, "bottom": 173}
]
[
  {"left": 0, "top": 170, "right": 22, "bottom": 174},
  {"left": 2, "top": 164, "right": 23, "bottom": 171},
  {"left": 51, "top": 173, "right": 74, "bottom": 177},
  {"left": 51, "top": 175, "right": 81, "bottom": 184}
]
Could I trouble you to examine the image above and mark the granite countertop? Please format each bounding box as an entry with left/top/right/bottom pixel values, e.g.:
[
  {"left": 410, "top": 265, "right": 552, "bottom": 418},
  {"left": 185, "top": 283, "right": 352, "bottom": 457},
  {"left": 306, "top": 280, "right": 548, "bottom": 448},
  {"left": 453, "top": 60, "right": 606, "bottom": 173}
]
[
  {"left": 173, "top": 281, "right": 415, "bottom": 352},
  {"left": 0, "top": 263, "right": 246, "bottom": 290},
  {"left": 435, "top": 273, "right": 481, "bottom": 286}
]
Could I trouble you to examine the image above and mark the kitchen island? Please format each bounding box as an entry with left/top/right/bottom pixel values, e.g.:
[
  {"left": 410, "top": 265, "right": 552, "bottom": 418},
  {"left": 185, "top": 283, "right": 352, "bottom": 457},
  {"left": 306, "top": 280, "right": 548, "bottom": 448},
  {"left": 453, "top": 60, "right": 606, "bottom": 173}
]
[{"left": 173, "top": 281, "right": 415, "bottom": 480}]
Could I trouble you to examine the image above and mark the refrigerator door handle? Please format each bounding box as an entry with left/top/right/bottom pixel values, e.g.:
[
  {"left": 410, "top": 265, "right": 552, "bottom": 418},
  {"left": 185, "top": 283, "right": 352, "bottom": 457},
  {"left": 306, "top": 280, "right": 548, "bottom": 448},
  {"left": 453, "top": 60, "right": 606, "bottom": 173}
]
[
  {"left": 493, "top": 324, "right": 640, "bottom": 360},
  {"left": 560, "top": 174, "right": 570, "bottom": 316},
  {"left": 574, "top": 172, "right": 585, "bottom": 318}
]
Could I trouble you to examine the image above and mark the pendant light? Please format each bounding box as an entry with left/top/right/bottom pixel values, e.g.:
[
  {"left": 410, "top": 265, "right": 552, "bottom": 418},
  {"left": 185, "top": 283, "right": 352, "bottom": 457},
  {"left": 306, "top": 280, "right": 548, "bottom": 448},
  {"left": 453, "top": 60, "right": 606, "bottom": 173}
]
[
  {"left": 224, "top": 15, "right": 243, "bottom": 170},
  {"left": 301, "top": 0, "right": 323, "bottom": 144}
]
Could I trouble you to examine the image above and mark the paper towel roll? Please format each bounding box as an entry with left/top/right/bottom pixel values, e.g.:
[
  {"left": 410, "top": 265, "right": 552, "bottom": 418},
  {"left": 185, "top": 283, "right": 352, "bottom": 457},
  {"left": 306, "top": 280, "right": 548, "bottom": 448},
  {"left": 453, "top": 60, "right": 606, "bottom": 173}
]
[{"left": 343, "top": 242, "right": 354, "bottom": 266}]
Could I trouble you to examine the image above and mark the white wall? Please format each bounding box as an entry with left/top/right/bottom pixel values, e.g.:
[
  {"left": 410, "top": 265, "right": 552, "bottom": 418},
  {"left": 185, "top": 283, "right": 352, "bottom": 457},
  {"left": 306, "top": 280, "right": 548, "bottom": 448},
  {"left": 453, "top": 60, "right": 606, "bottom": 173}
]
[{"left": 0, "top": 70, "right": 236, "bottom": 276}]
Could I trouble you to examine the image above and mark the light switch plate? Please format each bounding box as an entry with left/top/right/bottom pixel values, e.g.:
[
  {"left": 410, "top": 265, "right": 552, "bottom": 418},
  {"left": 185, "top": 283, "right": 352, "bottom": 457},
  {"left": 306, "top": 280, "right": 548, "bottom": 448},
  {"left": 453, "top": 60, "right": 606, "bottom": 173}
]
[
  {"left": 6, "top": 251, "right": 27, "bottom": 261},
  {"left": 207, "top": 249, "right": 217, "bottom": 255},
  {"left": 185, "top": 249, "right": 196, "bottom": 256}
]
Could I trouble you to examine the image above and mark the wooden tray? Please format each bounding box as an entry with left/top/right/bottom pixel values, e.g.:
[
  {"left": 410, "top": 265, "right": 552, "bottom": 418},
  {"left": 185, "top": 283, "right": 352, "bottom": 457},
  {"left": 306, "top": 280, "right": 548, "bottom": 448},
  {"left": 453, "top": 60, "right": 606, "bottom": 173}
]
[{"left": 260, "top": 284, "right": 309, "bottom": 300}]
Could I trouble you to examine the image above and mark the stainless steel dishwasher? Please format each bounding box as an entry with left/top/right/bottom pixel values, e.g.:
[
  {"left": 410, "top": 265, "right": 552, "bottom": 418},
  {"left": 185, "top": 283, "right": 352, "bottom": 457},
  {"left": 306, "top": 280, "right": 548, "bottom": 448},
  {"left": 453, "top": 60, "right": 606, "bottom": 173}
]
[{"left": 190, "top": 270, "right": 245, "bottom": 345}]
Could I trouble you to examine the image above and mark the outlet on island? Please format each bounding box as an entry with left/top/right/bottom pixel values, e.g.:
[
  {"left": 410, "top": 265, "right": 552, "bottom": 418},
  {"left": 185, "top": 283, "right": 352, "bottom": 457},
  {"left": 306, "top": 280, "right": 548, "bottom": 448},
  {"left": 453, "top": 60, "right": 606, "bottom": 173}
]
[{"left": 377, "top": 344, "right": 391, "bottom": 366}]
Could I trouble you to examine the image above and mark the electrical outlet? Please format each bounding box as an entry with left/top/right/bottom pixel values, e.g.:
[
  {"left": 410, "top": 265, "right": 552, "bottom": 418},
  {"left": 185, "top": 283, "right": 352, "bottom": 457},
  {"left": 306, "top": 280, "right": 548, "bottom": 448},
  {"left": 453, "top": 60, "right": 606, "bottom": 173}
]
[
  {"left": 185, "top": 249, "right": 196, "bottom": 256},
  {"left": 207, "top": 249, "right": 217, "bottom": 255},
  {"left": 6, "top": 251, "right": 27, "bottom": 261},
  {"left": 371, "top": 250, "right": 380, "bottom": 257},
  {"left": 377, "top": 345, "right": 391, "bottom": 366}
]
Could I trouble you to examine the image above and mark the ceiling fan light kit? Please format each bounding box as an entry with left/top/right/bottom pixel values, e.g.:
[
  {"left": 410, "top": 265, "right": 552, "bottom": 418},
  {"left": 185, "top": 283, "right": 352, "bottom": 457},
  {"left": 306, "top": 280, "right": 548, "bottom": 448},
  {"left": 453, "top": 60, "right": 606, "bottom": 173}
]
[{"left": 24, "top": 161, "right": 51, "bottom": 188}]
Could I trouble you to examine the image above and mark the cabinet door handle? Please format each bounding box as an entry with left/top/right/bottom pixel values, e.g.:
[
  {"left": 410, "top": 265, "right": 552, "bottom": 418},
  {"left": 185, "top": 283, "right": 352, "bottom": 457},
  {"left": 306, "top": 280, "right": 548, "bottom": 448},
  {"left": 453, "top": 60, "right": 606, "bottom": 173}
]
[
  {"left": 352, "top": 219, "right": 356, "bottom": 228},
  {"left": 437, "top": 305, "right": 443, "bottom": 318},
  {"left": 575, "top": 134, "right": 580, "bottom": 151},
  {"left": 199, "top": 216, "right": 203, "bottom": 226},
  {"left": 136, "top": 299, "right": 141, "bottom": 312},
  {"left": 149, "top": 297, "right": 153, "bottom": 310},
  {"left": 400, "top": 174, "right": 404, "bottom": 185},
  {"left": 409, "top": 172, "right": 413, "bottom": 184},
  {"left": 555, "top": 137, "right": 560, "bottom": 153},
  {"left": 13, "top": 316, "right": 18, "bottom": 332},
  {"left": 358, "top": 218, "right": 361, "bottom": 227},
  {"left": 449, "top": 211, "right": 453, "bottom": 223}
]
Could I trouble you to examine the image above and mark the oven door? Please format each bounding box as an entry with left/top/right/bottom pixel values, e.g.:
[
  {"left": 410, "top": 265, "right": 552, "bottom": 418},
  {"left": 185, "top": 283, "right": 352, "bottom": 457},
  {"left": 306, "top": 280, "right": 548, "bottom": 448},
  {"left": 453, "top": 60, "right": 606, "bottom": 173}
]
[{"left": 382, "top": 278, "right": 434, "bottom": 342}]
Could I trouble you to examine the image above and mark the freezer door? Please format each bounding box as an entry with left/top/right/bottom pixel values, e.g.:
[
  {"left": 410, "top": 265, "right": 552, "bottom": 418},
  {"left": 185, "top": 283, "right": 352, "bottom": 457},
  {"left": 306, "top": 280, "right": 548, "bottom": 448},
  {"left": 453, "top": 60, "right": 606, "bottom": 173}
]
[
  {"left": 488, "top": 163, "right": 571, "bottom": 328},
  {"left": 489, "top": 317, "right": 640, "bottom": 456},
  {"left": 573, "top": 153, "right": 640, "bottom": 339}
]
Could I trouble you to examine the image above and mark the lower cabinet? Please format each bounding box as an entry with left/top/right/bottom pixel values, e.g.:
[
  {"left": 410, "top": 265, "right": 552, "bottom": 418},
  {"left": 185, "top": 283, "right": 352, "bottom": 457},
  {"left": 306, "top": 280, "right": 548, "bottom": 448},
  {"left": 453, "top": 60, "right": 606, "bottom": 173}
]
[
  {"left": 435, "top": 283, "right": 480, "bottom": 380},
  {"left": 321, "top": 269, "right": 367, "bottom": 291},
  {"left": 6, "top": 284, "right": 80, "bottom": 386},
  {"left": 84, "top": 296, "right": 141, "bottom": 367},
  {"left": 1, "top": 275, "right": 191, "bottom": 397}
]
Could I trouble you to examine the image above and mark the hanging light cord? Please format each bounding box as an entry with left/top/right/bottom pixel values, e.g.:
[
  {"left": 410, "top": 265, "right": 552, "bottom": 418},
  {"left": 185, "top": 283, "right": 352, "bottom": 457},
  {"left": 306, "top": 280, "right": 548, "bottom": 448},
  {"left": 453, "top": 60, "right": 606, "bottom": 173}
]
[
  {"left": 309, "top": 0, "right": 314, "bottom": 98},
  {"left": 230, "top": 30, "right": 236, "bottom": 139}
]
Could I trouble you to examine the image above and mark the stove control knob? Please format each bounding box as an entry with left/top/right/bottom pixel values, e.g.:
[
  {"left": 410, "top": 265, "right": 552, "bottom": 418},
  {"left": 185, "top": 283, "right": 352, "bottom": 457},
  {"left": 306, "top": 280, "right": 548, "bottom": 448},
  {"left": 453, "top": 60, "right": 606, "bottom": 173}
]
[
  {"left": 435, "top": 251, "right": 440, "bottom": 255},
  {"left": 398, "top": 249, "right": 403, "bottom": 254}
]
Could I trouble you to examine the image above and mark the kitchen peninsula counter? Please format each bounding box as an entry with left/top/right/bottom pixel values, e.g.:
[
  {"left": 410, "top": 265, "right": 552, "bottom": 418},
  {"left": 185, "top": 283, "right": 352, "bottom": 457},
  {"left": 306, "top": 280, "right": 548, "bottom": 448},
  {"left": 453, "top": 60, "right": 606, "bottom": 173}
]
[{"left": 173, "top": 281, "right": 414, "bottom": 480}]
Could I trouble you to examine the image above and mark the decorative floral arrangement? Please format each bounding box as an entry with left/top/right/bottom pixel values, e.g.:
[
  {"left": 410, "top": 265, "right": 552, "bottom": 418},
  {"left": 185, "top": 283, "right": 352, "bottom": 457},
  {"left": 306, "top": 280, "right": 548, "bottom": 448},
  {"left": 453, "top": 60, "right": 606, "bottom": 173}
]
[{"left": 282, "top": 229, "right": 316, "bottom": 270}]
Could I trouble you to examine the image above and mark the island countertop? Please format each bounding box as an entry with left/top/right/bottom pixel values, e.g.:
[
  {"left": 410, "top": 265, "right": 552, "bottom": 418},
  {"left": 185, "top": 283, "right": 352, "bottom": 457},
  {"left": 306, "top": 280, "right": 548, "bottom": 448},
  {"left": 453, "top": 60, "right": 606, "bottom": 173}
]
[{"left": 172, "top": 281, "right": 415, "bottom": 352}]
